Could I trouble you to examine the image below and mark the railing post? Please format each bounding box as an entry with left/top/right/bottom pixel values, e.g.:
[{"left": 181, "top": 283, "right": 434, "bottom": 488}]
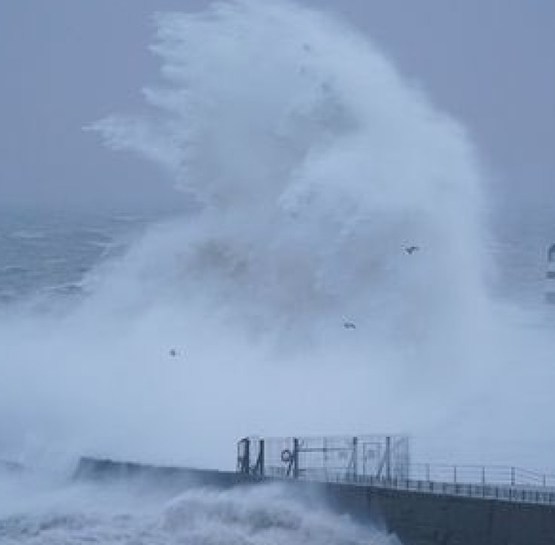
[
  {"left": 481, "top": 466, "right": 485, "bottom": 485},
  {"left": 511, "top": 467, "right": 516, "bottom": 486},
  {"left": 453, "top": 465, "right": 457, "bottom": 484},
  {"left": 237, "top": 437, "right": 250, "bottom": 474},
  {"left": 293, "top": 437, "right": 299, "bottom": 479},
  {"left": 385, "top": 436, "right": 391, "bottom": 481},
  {"left": 258, "top": 439, "right": 265, "bottom": 477},
  {"left": 352, "top": 436, "right": 358, "bottom": 480}
]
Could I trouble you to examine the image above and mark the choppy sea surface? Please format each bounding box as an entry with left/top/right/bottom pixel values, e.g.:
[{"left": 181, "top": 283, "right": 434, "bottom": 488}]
[
  {"left": 0, "top": 209, "right": 155, "bottom": 307},
  {"left": 1, "top": 206, "right": 552, "bottom": 312},
  {"left": 0, "top": 466, "right": 400, "bottom": 545}
]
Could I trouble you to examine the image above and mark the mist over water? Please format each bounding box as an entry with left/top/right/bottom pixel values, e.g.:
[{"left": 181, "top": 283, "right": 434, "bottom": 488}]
[
  {"left": 1, "top": 1, "right": 554, "bottom": 519},
  {"left": 89, "top": 0, "right": 500, "bottom": 462},
  {"left": 94, "top": 1, "right": 490, "bottom": 361},
  {"left": 0, "top": 469, "right": 399, "bottom": 544}
]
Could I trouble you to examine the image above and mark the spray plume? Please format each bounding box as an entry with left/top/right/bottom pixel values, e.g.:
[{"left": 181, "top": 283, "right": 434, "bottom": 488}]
[{"left": 3, "top": 0, "right": 553, "bottom": 472}]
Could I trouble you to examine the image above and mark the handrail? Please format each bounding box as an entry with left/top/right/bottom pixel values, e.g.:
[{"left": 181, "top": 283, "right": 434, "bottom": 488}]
[
  {"left": 262, "top": 463, "right": 555, "bottom": 506},
  {"left": 403, "top": 463, "right": 555, "bottom": 488},
  {"left": 236, "top": 436, "right": 555, "bottom": 504}
]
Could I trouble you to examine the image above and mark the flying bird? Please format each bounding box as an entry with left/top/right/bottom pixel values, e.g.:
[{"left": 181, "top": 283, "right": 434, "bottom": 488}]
[
  {"left": 343, "top": 321, "right": 356, "bottom": 330},
  {"left": 404, "top": 245, "right": 420, "bottom": 255}
]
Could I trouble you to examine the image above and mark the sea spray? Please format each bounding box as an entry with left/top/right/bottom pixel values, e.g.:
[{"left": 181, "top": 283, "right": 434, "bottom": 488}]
[
  {"left": 3, "top": 0, "right": 552, "bottom": 474},
  {"left": 92, "top": 0, "right": 491, "bottom": 356},
  {"left": 0, "top": 469, "right": 400, "bottom": 544}
]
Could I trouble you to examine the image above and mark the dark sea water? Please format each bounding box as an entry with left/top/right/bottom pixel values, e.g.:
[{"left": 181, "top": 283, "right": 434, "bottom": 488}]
[{"left": 0, "top": 209, "right": 154, "bottom": 306}]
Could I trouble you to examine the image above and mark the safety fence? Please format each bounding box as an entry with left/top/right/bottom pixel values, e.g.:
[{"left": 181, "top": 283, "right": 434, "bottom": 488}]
[
  {"left": 406, "top": 462, "right": 555, "bottom": 488},
  {"left": 237, "top": 435, "right": 555, "bottom": 506},
  {"left": 237, "top": 434, "right": 410, "bottom": 480},
  {"left": 297, "top": 471, "right": 555, "bottom": 506}
]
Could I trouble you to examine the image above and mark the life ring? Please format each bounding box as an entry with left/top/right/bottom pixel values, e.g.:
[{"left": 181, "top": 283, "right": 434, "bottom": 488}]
[{"left": 281, "top": 449, "right": 293, "bottom": 463}]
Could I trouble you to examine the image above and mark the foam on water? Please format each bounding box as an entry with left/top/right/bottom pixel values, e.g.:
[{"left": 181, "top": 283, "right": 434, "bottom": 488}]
[{"left": 0, "top": 468, "right": 399, "bottom": 545}]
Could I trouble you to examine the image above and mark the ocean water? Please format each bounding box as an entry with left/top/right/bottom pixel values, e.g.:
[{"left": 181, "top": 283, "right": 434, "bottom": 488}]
[
  {"left": 1, "top": 0, "right": 555, "bottom": 542},
  {"left": 0, "top": 209, "right": 153, "bottom": 306},
  {"left": 1, "top": 206, "right": 551, "bottom": 314},
  {"left": 0, "top": 467, "right": 400, "bottom": 545}
]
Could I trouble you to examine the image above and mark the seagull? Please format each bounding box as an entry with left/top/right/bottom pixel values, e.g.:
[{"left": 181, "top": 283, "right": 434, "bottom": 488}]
[
  {"left": 169, "top": 348, "right": 178, "bottom": 357},
  {"left": 404, "top": 245, "right": 420, "bottom": 255},
  {"left": 343, "top": 321, "right": 356, "bottom": 330}
]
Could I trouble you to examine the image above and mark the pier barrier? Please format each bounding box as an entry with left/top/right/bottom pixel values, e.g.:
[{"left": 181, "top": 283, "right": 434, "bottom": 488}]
[{"left": 75, "top": 454, "right": 555, "bottom": 545}]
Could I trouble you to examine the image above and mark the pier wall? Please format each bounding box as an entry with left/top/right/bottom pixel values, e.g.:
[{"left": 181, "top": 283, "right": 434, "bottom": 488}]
[{"left": 75, "top": 458, "right": 555, "bottom": 545}]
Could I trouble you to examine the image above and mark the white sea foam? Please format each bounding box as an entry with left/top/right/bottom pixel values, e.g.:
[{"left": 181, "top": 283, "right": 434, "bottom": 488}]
[{"left": 0, "top": 472, "right": 399, "bottom": 545}]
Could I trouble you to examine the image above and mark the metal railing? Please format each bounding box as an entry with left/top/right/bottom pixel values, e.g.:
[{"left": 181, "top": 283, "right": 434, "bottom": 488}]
[
  {"left": 406, "top": 463, "right": 555, "bottom": 488},
  {"left": 263, "top": 463, "right": 555, "bottom": 506},
  {"left": 237, "top": 434, "right": 410, "bottom": 480},
  {"left": 236, "top": 436, "right": 555, "bottom": 506}
]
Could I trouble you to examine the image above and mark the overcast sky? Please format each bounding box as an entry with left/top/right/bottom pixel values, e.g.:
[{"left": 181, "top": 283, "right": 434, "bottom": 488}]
[{"left": 0, "top": 0, "right": 553, "bottom": 214}]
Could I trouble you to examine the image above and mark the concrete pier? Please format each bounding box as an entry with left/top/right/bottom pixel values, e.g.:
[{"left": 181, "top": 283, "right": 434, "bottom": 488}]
[{"left": 75, "top": 457, "right": 555, "bottom": 545}]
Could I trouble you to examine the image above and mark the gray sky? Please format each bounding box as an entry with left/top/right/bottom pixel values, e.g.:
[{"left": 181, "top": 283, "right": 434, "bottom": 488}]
[{"left": 0, "top": 0, "right": 553, "bottom": 213}]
